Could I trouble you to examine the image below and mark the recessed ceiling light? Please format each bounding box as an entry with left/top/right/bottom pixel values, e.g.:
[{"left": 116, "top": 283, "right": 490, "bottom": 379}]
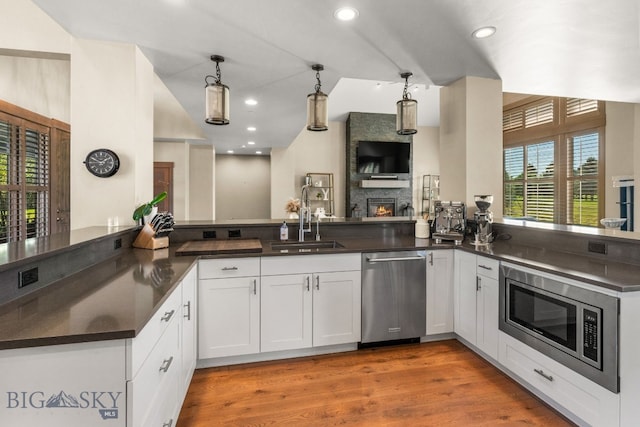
[
  {"left": 334, "top": 7, "right": 359, "bottom": 21},
  {"left": 226, "top": 150, "right": 234, "bottom": 154},
  {"left": 245, "top": 99, "right": 258, "bottom": 106},
  {"left": 472, "top": 26, "right": 496, "bottom": 39},
  {"left": 256, "top": 151, "right": 262, "bottom": 155},
  {"left": 247, "top": 126, "right": 256, "bottom": 131},
  {"left": 248, "top": 141, "right": 256, "bottom": 145}
]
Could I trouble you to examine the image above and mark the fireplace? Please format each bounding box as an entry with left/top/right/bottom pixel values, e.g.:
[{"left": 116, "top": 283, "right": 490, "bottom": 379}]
[{"left": 367, "top": 198, "right": 396, "bottom": 217}]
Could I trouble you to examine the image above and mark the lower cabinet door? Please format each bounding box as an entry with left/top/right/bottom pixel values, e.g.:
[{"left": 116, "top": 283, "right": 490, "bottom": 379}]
[
  {"left": 128, "top": 320, "right": 181, "bottom": 427},
  {"left": 198, "top": 276, "right": 260, "bottom": 359},
  {"left": 312, "top": 270, "right": 361, "bottom": 346},
  {"left": 261, "top": 274, "right": 313, "bottom": 352},
  {"left": 499, "top": 332, "right": 619, "bottom": 427},
  {"left": 426, "top": 250, "right": 454, "bottom": 335},
  {"left": 477, "top": 274, "right": 499, "bottom": 360}
]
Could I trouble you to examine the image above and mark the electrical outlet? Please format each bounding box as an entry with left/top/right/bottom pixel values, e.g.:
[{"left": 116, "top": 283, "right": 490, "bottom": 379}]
[
  {"left": 203, "top": 230, "right": 216, "bottom": 239},
  {"left": 18, "top": 267, "right": 39, "bottom": 288},
  {"left": 588, "top": 241, "right": 607, "bottom": 254},
  {"left": 113, "top": 238, "right": 122, "bottom": 250}
]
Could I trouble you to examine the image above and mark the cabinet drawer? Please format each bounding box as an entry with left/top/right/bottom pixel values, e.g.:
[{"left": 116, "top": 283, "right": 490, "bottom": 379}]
[
  {"left": 129, "top": 286, "right": 181, "bottom": 378},
  {"left": 261, "top": 253, "right": 360, "bottom": 276},
  {"left": 199, "top": 258, "right": 260, "bottom": 279},
  {"left": 128, "top": 320, "right": 180, "bottom": 427},
  {"left": 476, "top": 256, "right": 499, "bottom": 280},
  {"left": 499, "top": 332, "right": 619, "bottom": 427}
]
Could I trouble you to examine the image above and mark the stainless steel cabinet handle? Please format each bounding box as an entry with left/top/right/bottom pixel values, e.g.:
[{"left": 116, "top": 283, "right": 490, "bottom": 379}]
[
  {"left": 163, "top": 419, "right": 174, "bottom": 427},
  {"left": 159, "top": 356, "right": 174, "bottom": 373},
  {"left": 478, "top": 264, "right": 493, "bottom": 271},
  {"left": 534, "top": 368, "right": 554, "bottom": 382},
  {"left": 315, "top": 275, "right": 320, "bottom": 291},
  {"left": 183, "top": 301, "right": 191, "bottom": 320},
  {"left": 429, "top": 253, "right": 433, "bottom": 266},
  {"left": 253, "top": 279, "right": 257, "bottom": 295},
  {"left": 476, "top": 276, "right": 481, "bottom": 291},
  {"left": 222, "top": 266, "right": 238, "bottom": 271},
  {"left": 160, "top": 310, "right": 175, "bottom": 322},
  {"left": 306, "top": 276, "right": 310, "bottom": 291},
  {"left": 366, "top": 256, "right": 425, "bottom": 263}
]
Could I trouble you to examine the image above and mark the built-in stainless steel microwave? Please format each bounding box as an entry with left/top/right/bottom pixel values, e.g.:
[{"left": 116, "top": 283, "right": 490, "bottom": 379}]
[{"left": 499, "top": 264, "right": 619, "bottom": 393}]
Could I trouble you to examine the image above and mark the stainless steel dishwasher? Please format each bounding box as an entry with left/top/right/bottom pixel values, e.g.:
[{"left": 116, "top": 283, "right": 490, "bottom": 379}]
[{"left": 361, "top": 250, "right": 426, "bottom": 344}]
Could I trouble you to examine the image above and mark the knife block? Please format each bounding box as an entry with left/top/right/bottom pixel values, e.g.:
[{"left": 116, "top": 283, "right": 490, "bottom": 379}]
[{"left": 133, "top": 224, "right": 169, "bottom": 250}]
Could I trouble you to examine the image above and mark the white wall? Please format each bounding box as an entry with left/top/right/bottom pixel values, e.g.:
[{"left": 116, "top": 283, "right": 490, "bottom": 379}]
[
  {"left": 216, "top": 155, "right": 270, "bottom": 220},
  {"left": 440, "top": 77, "right": 503, "bottom": 218},
  {"left": 70, "top": 40, "right": 154, "bottom": 228},
  {"left": 0, "top": 55, "right": 69, "bottom": 123},
  {"left": 412, "top": 126, "right": 440, "bottom": 215},
  {"left": 0, "top": 0, "right": 70, "bottom": 55},
  {"left": 153, "top": 74, "right": 205, "bottom": 141},
  {"left": 271, "top": 122, "right": 346, "bottom": 219},
  {"left": 189, "top": 144, "right": 215, "bottom": 220},
  {"left": 604, "top": 102, "right": 635, "bottom": 218},
  {"left": 154, "top": 141, "right": 190, "bottom": 221}
]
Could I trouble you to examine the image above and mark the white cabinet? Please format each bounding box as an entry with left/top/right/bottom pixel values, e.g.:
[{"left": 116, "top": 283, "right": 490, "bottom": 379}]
[
  {"left": 426, "top": 249, "right": 454, "bottom": 335},
  {"left": 500, "top": 332, "right": 619, "bottom": 427},
  {"left": 198, "top": 258, "right": 260, "bottom": 359},
  {"left": 261, "top": 254, "right": 361, "bottom": 353},
  {"left": 312, "top": 270, "right": 361, "bottom": 347},
  {"left": 0, "top": 340, "right": 127, "bottom": 427},
  {"left": 476, "top": 260, "right": 499, "bottom": 359},
  {"left": 454, "top": 251, "right": 499, "bottom": 360},
  {"left": 261, "top": 273, "right": 312, "bottom": 352},
  {"left": 180, "top": 265, "right": 197, "bottom": 397}
]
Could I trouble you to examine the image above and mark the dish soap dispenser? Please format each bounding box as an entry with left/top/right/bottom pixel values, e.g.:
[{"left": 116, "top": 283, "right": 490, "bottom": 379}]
[{"left": 280, "top": 221, "right": 288, "bottom": 241}]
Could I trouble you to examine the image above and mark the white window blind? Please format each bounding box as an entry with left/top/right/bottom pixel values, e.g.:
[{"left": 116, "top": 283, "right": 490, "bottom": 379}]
[
  {"left": 503, "top": 95, "right": 604, "bottom": 227},
  {"left": 566, "top": 132, "right": 599, "bottom": 226},
  {"left": 524, "top": 99, "right": 554, "bottom": 128},
  {"left": 566, "top": 98, "right": 599, "bottom": 118}
]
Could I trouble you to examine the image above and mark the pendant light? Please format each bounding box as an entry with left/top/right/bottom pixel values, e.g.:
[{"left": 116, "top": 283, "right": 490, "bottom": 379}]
[
  {"left": 205, "top": 55, "right": 230, "bottom": 125},
  {"left": 396, "top": 72, "right": 417, "bottom": 135},
  {"left": 306, "top": 64, "right": 328, "bottom": 131}
]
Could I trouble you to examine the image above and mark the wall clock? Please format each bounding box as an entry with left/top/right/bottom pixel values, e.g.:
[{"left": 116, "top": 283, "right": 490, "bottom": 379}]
[{"left": 84, "top": 148, "right": 120, "bottom": 178}]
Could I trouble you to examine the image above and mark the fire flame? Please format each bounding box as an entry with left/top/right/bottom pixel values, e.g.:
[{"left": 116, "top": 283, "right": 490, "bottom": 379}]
[{"left": 375, "top": 205, "right": 393, "bottom": 217}]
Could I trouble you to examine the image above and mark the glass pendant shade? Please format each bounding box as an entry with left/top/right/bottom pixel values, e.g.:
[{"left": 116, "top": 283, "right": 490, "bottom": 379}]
[
  {"left": 396, "top": 98, "right": 417, "bottom": 135},
  {"left": 307, "top": 91, "right": 328, "bottom": 131},
  {"left": 205, "top": 82, "right": 229, "bottom": 125}
]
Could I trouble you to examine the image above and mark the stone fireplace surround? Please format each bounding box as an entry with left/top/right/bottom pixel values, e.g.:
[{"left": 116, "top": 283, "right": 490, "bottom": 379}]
[{"left": 345, "top": 113, "right": 413, "bottom": 217}]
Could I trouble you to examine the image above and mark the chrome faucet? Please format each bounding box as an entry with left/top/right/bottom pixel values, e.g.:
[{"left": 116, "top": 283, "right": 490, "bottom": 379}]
[{"left": 298, "top": 176, "right": 312, "bottom": 241}]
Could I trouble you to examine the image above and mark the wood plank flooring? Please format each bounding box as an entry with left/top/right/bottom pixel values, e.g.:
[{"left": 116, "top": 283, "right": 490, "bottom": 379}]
[{"left": 177, "top": 340, "right": 575, "bottom": 426}]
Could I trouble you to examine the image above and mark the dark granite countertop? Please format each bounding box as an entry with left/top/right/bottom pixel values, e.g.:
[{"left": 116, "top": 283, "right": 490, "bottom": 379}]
[
  {"left": 0, "top": 248, "right": 196, "bottom": 350},
  {"left": 456, "top": 240, "right": 640, "bottom": 292},
  {"left": 2, "top": 227, "right": 640, "bottom": 351}
]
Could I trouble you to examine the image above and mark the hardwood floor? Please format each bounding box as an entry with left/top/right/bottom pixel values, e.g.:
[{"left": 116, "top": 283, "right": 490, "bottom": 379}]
[{"left": 177, "top": 340, "right": 574, "bottom": 426}]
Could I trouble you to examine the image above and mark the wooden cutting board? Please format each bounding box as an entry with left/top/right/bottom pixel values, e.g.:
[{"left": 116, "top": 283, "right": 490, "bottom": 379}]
[{"left": 176, "top": 239, "right": 263, "bottom": 256}]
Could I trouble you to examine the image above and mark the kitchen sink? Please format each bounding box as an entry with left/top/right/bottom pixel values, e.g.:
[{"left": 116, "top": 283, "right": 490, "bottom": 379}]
[{"left": 270, "top": 240, "right": 344, "bottom": 252}]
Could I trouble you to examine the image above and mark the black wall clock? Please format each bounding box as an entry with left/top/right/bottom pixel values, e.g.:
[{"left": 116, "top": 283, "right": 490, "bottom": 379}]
[{"left": 84, "top": 149, "right": 120, "bottom": 178}]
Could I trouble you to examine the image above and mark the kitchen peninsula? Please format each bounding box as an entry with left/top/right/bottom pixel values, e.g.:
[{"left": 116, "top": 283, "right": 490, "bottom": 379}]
[{"left": 1, "top": 218, "right": 640, "bottom": 426}]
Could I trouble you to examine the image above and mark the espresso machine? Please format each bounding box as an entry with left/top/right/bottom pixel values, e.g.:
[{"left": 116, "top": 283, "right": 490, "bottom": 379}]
[
  {"left": 473, "top": 195, "right": 493, "bottom": 245},
  {"left": 431, "top": 201, "right": 466, "bottom": 245}
]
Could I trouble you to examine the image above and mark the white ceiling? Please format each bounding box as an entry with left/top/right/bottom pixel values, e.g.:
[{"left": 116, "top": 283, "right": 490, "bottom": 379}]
[{"left": 31, "top": 0, "right": 640, "bottom": 153}]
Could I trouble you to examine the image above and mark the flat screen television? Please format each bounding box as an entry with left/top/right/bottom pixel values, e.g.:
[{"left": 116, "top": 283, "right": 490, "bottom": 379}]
[{"left": 356, "top": 141, "right": 410, "bottom": 174}]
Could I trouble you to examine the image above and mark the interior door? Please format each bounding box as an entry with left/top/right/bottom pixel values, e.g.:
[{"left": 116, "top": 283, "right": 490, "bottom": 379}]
[{"left": 153, "top": 162, "right": 173, "bottom": 213}]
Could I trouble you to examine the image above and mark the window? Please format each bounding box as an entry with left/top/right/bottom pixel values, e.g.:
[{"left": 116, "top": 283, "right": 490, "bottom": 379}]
[
  {"left": 503, "top": 96, "right": 605, "bottom": 227},
  {"left": 0, "top": 100, "right": 69, "bottom": 244}
]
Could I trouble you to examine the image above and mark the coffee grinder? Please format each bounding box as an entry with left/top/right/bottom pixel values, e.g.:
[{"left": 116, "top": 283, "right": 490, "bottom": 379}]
[{"left": 473, "top": 195, "right": 493, "bottom": 245}]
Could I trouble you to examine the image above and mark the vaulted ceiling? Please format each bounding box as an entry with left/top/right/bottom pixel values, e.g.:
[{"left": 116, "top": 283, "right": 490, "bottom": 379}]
[{"left": 32, "top": 0, "right": 640, "bottom": 153}]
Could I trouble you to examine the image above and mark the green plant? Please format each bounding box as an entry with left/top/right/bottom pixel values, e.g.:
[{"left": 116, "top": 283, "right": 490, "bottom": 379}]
[{"left": 132, "top": 192, "right": 167, "bottom": 221}]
